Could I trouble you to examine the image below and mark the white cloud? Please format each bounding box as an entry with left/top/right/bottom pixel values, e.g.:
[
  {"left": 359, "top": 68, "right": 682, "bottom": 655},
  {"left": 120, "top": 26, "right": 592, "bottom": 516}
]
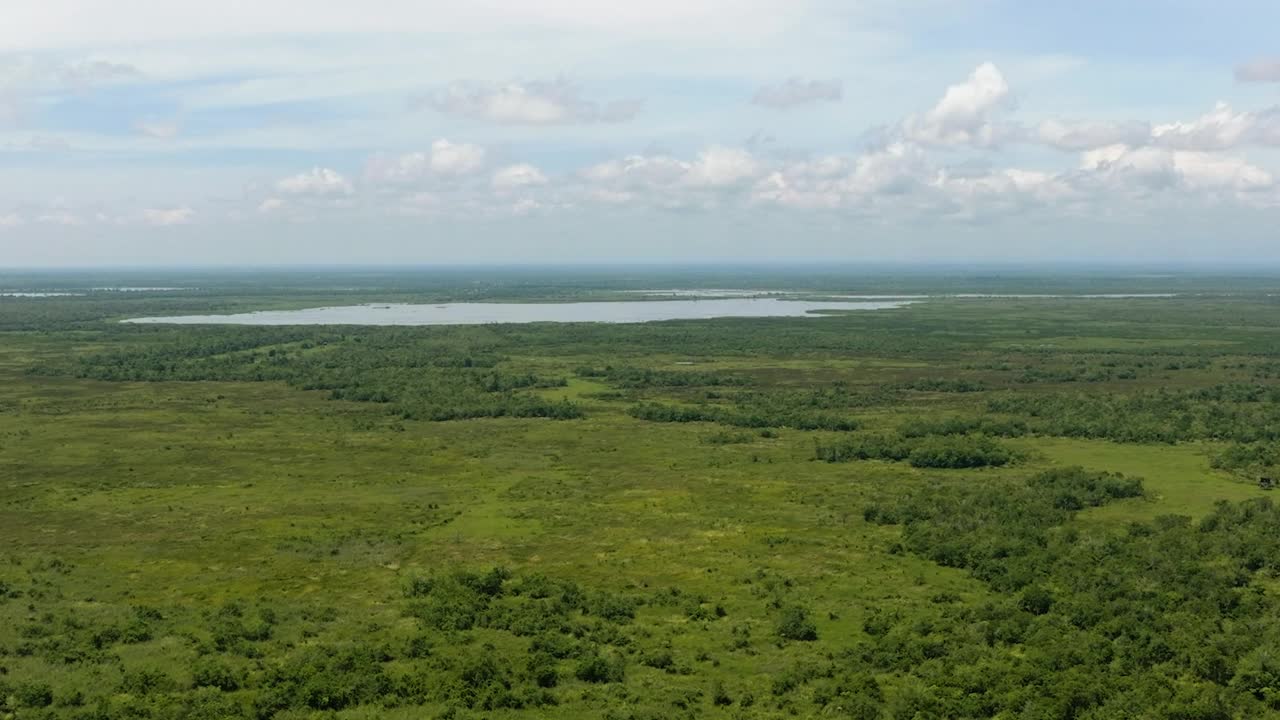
[
  {"left": 751, "top": 77, "right": 842, "bottom": 109},
  {"left": 141, "top": 206, "right": 194, "bottom": 226},
  {"left": 491, "top": 163, "right": 548, "bottom": 191},
  {"left": 933, "top": 167, "right": 1074, "bottom": 216},
  {"left": 1168, "top": 152, "right": 1274, "bottom": 192},
  {"left": 421, "top": 78, "right": 641, "bottom": 125},
  {"left": 257, "top": 197, "right": 284, "bottom": 213},
  {"left": 902, "top": 62, "right": 1013, "bottom": 147},
  {"left": 748, "top": 143, "right": 1072, "bottom": 218},
  {"left": 510, "top": 198, "right": 544, "bottom": 215},
  {"left": 842, "top": 142, "right": 930, "bottom": 195},
  {"left": 683, "top": 146, "right": 761, "bottom": 188},
  {"left": 276, "top": 167, "right": 354, "bottom": 196},
  {"left": 1036, "top": 119, "right": 1151, "bottom": 151},
  {"left": 1236, "top": 58, "right": 1280, "bottom": 83},
  {"left": 0, "top": 212, "right": 23, "bottom": 229},
  {"left": 1151, "top": 102, "right": 1280, "bottom": 151},
  {"left": 580, "top": 154, "right": 689, "bottom": 187},
  {"left": 365, "top": 139, "right": 486, "bottom": 184},
  {"left": 427, "top": 139, "right": 487, "bottom": 176},
  {"left": 1081, "top": 144, "right": 1274, "bottom": 194},
  {"left": 577, "top": 146, "right": 761, "bottom": 210},
  {"left": 751, "top": 170, "right": 843, "bottom": 209},
  {"left": 1152, "top": 102, "right": 1258, "bottom": 151}
]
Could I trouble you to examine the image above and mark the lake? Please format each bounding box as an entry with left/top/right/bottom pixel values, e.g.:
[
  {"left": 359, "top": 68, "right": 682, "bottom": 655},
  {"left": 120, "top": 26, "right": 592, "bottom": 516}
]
[{"left": 122, "top": 298, "right": 915, "bottom": 326}]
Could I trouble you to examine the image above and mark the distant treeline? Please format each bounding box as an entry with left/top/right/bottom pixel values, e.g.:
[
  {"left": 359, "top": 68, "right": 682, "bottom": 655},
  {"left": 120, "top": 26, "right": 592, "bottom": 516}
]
[{"left": 36, "top": 328, "right": 584, "bottom": 422}]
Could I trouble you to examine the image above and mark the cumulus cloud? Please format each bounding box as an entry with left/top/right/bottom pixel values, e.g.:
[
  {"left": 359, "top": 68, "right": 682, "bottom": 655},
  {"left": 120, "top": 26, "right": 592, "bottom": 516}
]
[
  {"left": 751, "top": 77, "right": 842, "bottom": 109},
  {"left": 276, "top": 167, "right": 354, "bottom": 196},
  {"left": 751, "top": 170, "right": 843, "bottom": 210},
  {"left": 580, "top": 146, "right": 760, "bottom": 200},
  {"left": 491, "top": 163, "right": 548, "bottom": 191},
  {"left": 572, "top": 129, "right": 1277, "bottom": 222},
  {"left": 750, "top": 143, "right": 1071, "bottom": 218},
  {"left": 141, "top": 206, "right": 194, "bottom": 226},
  {"left": 1236, "top": 58, "right": 1280, "bottom": 83},
  {"left": 365, "top": 140, "right": 487, "bottom": 184},
  {"left": 902, "top": 62, "right": 1014, "bottom": 147},
  {"left": 1151, "top": 102, "right": 1280, "bottom": 150},
  {"left": 581, "top": 154, "right": 688, "bottom": 187},
  {"left": 684, "top": 146, "right": 761, "bottom": 188},
  {"left": 419, "top": 78, "right": 642, "bottom": 125},
  {"left": 841, "top": 142, "right": 930, "bottom": 195},
  {"left": 574, "top": 146, "right": 763, "bottom": 211},
  {"left": 1081, "top": 144, "right": 1274, "bottom": 194},
  {"left": 428, "top": 139, "right": 487, "bottom": 176},
  {"left": 933, "top": 168, "right": 1075, "bottom": 221},
  {"left": 1036, "top": 119, "right": 1152, "bottom": 151},
  {"left": 257, "top": 197, "right": 284, "bottom": 214}
]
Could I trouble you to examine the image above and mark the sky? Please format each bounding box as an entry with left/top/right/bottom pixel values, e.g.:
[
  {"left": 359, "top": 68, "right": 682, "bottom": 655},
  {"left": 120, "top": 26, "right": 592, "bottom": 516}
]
[{"left": 2, "top": 0, "right": 1280, "bottom": 266}]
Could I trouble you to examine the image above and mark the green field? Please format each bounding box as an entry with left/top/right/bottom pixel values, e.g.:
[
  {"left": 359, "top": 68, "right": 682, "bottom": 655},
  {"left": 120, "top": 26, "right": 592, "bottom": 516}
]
[{"left": 4, "top": 270, "right": 1280, "bottom": 719}]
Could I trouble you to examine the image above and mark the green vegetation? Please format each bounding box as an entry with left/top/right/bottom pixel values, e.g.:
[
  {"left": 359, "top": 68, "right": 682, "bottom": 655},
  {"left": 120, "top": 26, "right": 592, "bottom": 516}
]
[
  {"left": 4, "top": 269, "right": 1280, "bottom": 718},
  {"left": 813, "top": 432, "right": 1021, "bottom": 468}
]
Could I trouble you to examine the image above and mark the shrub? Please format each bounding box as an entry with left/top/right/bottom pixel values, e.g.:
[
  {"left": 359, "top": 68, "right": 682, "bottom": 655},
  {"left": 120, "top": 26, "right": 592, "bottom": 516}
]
[
  {"left": 15, "top": 681, "right": 54, "bottom": 708},
  {"left": 1018, "top": 587, "right": 1054, "bottom": 616},
  {"left": 575, "top": 651, "right": 625, "bottom": 683},
  {"left": 191, "top": 656, "right": 242, "bottom": 691},
  {"left": 527, "top": 652, "right": 559, "bottom": 688},
  {"left": 776, "top": 606, "right": 818, "bottom": 642}
]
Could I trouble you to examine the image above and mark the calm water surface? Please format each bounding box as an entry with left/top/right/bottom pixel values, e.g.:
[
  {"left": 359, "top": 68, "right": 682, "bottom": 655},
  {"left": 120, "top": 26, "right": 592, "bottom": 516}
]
[{"left": 123, "top": 298, "right": 914, "bottom": 326}]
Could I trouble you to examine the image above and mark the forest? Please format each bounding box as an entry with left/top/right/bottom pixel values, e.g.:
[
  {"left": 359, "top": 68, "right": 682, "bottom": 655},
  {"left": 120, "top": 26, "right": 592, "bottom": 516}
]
[{"left": 3, "top": 270, "right": 1280, "bottom": 718}]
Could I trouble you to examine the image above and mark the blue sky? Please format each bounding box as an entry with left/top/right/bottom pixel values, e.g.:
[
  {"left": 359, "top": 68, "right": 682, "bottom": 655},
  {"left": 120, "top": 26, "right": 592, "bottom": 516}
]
[{"left": 2, "top": 0, "right": 1279, "bottom": 266}]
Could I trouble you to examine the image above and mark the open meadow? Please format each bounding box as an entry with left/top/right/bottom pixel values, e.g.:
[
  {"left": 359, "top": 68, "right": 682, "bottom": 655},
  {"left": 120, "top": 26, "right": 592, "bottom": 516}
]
[{"left": 3, "top": 270, "right": 1280, "bottom": 719}]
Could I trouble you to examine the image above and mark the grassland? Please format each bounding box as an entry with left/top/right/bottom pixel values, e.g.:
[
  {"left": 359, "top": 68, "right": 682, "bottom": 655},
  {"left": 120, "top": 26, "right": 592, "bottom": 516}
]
[{"left": 3, "top": 272, "right": 1280, "bottom": 719}]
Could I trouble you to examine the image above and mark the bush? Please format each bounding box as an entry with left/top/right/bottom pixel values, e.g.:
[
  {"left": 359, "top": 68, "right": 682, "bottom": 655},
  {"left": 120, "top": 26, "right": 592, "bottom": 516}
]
[
  {"left": 575, "top": 651, "right": 625, "bottom": 683},
  {"left": 120, "top": 668, "right": 174, "bottom": 696},
  {"left": 527, "top": 652, "right": 559, "bottom": 688},
  {"left": 1018, "top": 587, "right": 1054, "bottom": 616},
  {"left": 191, "top": 656, "right": 242, "bottom": 691},
  {"left": 776, "top": 606, "right": 818, "bottom": 642},
  {"left": 905, "top": 435, "right": 1016, "bottom": 469},
  {"left": 257, "top": 645, "right": 393, "bottom": 712},
  {"left": 816, "top": 432, "right": 1018, "bottom": 468},
  {"left": 15, "top": 681, "right": 54, "bottom": 708}
]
